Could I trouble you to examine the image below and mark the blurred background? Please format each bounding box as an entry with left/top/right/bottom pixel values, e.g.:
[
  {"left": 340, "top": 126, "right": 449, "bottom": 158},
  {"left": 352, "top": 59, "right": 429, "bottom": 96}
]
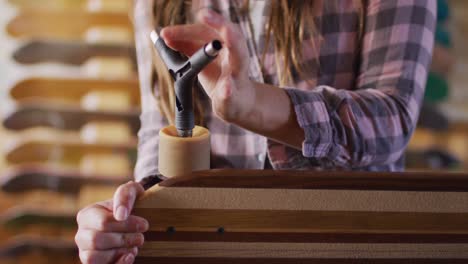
[
  {"left": 0, "top": 0, "right": 466, "bottom": 263},
  {"left": 0, "top": 0, "right": 136, "bottom": 263}
]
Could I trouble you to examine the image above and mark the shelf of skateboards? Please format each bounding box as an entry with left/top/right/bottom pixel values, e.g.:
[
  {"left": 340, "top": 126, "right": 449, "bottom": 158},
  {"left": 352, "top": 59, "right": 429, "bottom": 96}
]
[{"left": 0, "top": 0, "right": 137, "bottom": 263}]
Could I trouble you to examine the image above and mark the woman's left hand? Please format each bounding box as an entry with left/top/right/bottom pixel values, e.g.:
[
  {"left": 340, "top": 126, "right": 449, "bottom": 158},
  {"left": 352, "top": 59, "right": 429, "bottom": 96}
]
[{"left": 160, "top": 8, "right": 254, "bottom": 123}]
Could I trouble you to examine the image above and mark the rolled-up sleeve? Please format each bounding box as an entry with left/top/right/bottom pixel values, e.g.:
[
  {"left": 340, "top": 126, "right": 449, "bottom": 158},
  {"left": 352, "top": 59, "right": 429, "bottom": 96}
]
[{"left": 286, "top": 0, "right": 436, "bottom": 168}]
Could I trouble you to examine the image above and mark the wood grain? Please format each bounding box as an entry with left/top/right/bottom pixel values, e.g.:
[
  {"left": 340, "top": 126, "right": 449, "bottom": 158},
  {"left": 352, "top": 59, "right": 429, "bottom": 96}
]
[
  {"left": 159, "top": 169, "right": 468, "bottom": 191},
  {"left": 134, "top": 208, "right": 468, "bottom": 234},
  {"left": 135, "top": 258, "right": 468, "bottom": 264},
  {"left": 138, "top": 241, "right": 468, "bottom": 259},
  {"left": 143, "top": 231, "right": 468, "bottom": 243}
]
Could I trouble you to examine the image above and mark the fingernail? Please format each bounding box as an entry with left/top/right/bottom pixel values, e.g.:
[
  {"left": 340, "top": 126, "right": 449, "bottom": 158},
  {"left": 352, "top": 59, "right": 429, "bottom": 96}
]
[
  {"left": 124, "top": 253, "right": 134, "bottom": 264},
  {"left": 132, "top": 247, "right": 139, "bottom": 256},
  {"left": 138, "top": 219, "right": 149, "bottom": 232},
  {"left": 116, "top": 206, "right": 128, "bottom": 221},
  {"left": 131, "top": 234, "right": 144, "bottom": 246}
]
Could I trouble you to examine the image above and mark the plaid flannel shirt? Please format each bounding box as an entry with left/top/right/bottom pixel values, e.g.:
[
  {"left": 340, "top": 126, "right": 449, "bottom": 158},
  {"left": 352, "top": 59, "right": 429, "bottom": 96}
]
[{"left": 133, "top": 0, "right": 436, "bottom": 181}]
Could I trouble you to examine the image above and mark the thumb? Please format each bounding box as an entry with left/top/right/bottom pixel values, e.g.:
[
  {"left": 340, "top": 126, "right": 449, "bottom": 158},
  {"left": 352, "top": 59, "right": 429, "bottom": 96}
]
[{"left": 112, "top": 181, "right": 145, "bottom": 221}]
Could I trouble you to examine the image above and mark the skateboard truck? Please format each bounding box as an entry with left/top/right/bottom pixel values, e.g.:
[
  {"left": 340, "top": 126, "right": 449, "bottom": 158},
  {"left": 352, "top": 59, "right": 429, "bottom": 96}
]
[{"left": 150, "top": 30, "right": 222, "bottom": 137}]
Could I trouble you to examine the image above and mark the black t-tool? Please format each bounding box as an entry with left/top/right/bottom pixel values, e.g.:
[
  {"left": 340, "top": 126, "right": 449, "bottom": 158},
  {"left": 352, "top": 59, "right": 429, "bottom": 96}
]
[{"left": 150, "top": 30, "right": 222, "bottom": 137}]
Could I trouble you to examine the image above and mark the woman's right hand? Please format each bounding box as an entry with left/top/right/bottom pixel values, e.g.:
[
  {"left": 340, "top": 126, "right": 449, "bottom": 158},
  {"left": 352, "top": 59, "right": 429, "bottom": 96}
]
[{"left": 75, "top": 181, "right": 149, "bottom": 264}]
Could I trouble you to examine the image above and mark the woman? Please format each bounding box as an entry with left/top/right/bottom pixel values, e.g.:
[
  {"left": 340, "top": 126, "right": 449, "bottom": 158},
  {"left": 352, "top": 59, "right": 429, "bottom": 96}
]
[{"left": 75, "top": 0, "right": 436, "bottom": 263}]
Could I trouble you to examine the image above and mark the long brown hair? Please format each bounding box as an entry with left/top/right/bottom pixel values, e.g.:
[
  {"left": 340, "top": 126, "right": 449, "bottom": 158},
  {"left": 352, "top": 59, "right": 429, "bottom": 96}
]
[{"left": 152, "top": 0, "right": 363, "bottom": 125}]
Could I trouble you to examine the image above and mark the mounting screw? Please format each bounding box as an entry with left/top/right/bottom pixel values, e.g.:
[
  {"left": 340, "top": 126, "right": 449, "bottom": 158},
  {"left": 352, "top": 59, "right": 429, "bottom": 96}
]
[
  {"left": 166, "top": 226, "right": 176, "bottom": 233},
  {"left": 217, "top": 227, "right": 225, "bottom": 234}
]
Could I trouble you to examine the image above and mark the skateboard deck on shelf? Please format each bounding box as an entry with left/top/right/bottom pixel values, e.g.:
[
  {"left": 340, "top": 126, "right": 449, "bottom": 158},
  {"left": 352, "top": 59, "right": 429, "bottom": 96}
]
[
  {"left": 1, "top": 127, "right": 136, "bottom": 179},
  {"left": 0, "top": 206, "right": 76, "bottom": 230},
  {"left": 0, "top": 186, "right": 117, "bottom": 245},
  {"left": 0, "top": 235, "right": 79, "bottom": 264},
  {"left": 2, "top": 102, "right": 140, "bottom": 133},
  {"left": 6, "top": 9, "right": 132, "bottom": 42},
  {"left": 9, "top": 0, "right": 130, "bottom": 13},
  {"left": 8, "top": 77, "right": 140, "bottom": 110},
  {"left": 13, "top": 41, "right": 136, "bottom": 67},
  {"left": 0, "top": 165, "right": 128, "bottom": 193},
  {"left": 4, "top": 135, "right": 136, "bottom": 163},
  {"left": 133, "top": 169, "right": 468, "bottom": 263}
]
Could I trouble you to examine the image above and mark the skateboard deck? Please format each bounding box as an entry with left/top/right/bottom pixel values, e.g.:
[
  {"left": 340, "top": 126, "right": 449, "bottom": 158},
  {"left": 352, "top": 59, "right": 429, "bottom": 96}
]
[
  {"left": 3, "top": 102, "right": 140, "bottom": 133},
  {"left": 133, "top": 169, "right": 468, "bottom": 263},
  {"left": 13, "top": 41, "right": 136, "bottom": 67}
]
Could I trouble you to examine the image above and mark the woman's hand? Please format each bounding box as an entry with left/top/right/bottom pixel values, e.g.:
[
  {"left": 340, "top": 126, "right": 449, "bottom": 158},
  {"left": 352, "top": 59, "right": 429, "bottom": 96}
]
[
  {"left": 162, "top": 8, "right": 304, "bottom": 149},
  {"left": 160, "top": 9, "right": 255, "bottom": 123},
  {"left": 75, "top": 181, "right": 148, "bottom": 264}
]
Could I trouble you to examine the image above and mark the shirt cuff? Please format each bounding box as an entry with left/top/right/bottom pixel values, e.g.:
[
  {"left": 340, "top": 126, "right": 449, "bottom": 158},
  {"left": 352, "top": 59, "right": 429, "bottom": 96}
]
[{"left": 284, "top": 88, "right": 335, "bottom": 159}]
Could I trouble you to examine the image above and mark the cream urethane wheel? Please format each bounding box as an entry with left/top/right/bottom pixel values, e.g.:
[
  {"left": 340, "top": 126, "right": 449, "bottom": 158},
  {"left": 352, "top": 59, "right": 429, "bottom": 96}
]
[{"left": 158, "top": 125, "right": 210, "bottom": 178}]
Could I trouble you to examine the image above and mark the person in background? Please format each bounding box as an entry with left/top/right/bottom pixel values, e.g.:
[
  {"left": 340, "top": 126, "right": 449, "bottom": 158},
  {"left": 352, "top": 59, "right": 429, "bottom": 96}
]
[{"left": 75, "top": 1, "right": 436, "bottom": 263}]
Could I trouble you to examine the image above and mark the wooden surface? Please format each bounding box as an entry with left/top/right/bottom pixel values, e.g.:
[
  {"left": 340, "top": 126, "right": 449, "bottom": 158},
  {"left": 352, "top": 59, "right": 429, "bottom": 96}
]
[
  {"left": 13, "top": 41, "right": 136, "bottom": 67},
  {"left": 133, "top": 169, "right": 468, "bottom": 262}
]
